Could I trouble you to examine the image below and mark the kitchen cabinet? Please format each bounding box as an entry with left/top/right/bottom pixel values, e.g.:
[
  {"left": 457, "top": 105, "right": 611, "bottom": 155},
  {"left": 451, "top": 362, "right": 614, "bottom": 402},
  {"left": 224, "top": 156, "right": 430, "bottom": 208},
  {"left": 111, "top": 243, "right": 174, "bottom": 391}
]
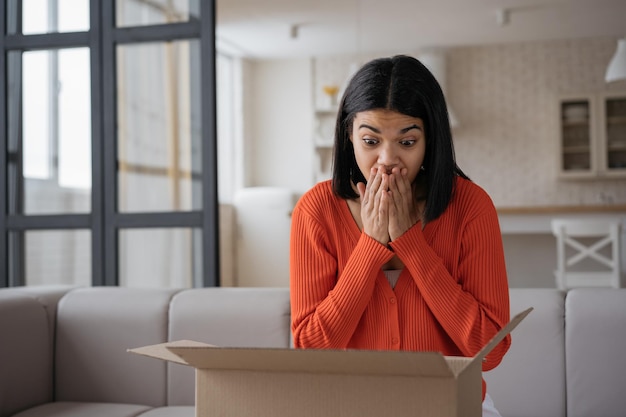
[
  {"left": 312, "top": 108, "right": 337, "bottom": 183},
  {"left": 558, "top": 92, "right": 626, "bottom": 179}
]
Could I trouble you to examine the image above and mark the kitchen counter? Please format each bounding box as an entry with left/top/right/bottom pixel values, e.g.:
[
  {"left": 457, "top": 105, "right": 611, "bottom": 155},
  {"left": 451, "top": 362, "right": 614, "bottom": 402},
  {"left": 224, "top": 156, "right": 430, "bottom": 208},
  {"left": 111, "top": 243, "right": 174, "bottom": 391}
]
[
  {"left": 497, "top": 205, "right": 626, "bottom": 234},
  {"left": 495, "top": 205, "right": 625, "bottom": 288},
  {"left": 497, "top": 205, "right": 626, "bottom": 215}
]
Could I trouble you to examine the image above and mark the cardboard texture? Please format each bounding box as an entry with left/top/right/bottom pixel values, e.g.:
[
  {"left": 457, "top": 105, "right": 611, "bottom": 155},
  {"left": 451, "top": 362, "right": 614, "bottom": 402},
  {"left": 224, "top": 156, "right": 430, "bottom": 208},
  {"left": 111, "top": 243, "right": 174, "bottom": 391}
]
[{"left": 129, "top": 308, "right": 532, "bottom": 417}]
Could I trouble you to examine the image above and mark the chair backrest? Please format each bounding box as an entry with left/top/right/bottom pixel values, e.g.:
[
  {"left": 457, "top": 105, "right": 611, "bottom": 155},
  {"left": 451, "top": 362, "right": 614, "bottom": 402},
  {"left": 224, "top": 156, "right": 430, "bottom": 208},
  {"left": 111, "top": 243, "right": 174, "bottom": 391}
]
[{"left": 551, "top": 219, "right": 622, "bottom": 289}]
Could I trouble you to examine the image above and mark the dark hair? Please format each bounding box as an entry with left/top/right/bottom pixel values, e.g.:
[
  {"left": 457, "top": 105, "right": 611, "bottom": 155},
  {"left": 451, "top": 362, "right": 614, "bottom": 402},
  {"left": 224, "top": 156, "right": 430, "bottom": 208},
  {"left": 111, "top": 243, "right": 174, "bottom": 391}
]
[{"left": 331, "top": 54, "right": 468, "bottom": 223}]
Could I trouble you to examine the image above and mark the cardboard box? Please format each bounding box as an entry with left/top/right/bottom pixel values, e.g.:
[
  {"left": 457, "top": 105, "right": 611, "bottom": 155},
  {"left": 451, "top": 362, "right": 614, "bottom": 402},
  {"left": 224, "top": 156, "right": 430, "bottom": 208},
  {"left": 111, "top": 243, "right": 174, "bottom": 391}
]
[{"left": 129, "top": 308, "right": 532, "bottom": 417}]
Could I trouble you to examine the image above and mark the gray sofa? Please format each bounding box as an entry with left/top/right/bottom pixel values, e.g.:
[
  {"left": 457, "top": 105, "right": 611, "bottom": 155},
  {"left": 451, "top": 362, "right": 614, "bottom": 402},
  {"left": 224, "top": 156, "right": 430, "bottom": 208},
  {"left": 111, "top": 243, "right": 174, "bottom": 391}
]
[{"left": 1, "top": 286, "right": 625, "bottom": 417}]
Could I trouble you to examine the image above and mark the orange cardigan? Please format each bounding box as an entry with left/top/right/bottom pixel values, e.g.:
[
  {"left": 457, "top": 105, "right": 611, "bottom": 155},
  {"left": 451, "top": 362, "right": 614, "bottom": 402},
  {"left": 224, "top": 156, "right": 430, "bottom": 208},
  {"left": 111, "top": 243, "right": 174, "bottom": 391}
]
[{"left": 290, "top": 178, "right": 511, "bottom": 397}]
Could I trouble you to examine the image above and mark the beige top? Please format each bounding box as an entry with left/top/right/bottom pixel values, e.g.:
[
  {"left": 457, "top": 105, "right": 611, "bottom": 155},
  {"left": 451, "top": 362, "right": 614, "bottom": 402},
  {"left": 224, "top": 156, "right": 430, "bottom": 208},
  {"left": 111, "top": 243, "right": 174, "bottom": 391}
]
[{"left": 383, "top": 269, "right": 402, "bottom": 289}]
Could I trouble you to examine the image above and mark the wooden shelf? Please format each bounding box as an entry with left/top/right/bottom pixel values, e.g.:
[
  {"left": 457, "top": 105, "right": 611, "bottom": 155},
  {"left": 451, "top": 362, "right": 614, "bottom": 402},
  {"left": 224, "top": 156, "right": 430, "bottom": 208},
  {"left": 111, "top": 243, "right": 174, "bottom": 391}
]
[
  {"left": 561, "top": 120, "right": 589, "bottom": 127},
  {"left": 562, "top": 146, "right": 590, "bottom": 153},
  {"left": 606, "top": 115, "right": 626, "bottom": 124}
]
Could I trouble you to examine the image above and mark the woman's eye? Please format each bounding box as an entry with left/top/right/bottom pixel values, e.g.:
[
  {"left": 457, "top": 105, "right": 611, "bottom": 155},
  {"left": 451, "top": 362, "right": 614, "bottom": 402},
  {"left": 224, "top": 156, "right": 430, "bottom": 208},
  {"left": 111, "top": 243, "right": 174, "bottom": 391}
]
[
  {"left": 400, "top": 139, "right": 416, "bottom": 146},
  {"left": 363, "top": 138, "right": 378, "bottom": 145}
]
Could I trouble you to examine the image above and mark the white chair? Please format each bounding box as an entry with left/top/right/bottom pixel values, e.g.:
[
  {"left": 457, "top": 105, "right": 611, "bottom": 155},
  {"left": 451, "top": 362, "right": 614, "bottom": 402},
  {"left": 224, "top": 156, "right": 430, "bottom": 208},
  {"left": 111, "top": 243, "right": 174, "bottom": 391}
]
[{"left": 551, "top": 219, "right": 623, "bottom": 290}]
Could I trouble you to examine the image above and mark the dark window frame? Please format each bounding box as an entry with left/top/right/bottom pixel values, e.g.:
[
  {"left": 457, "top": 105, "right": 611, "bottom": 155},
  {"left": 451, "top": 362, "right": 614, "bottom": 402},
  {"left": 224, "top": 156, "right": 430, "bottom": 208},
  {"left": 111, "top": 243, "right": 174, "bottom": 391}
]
[{"left": 0, "top": 1, "right": 219, "bottom": 287}]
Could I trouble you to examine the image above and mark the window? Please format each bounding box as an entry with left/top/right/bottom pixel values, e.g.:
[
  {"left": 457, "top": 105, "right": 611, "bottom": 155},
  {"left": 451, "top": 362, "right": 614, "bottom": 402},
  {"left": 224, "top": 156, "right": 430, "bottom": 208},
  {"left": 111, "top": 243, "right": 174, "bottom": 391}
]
[
  {"left": 18, "top": 47, "right": 92, "bottom": 215},
  {"left": 1, "top": 0, "right": 218, "bottom": 287},
  {"left": 116, "top": 40, "right": 201, "bottom": 213}
]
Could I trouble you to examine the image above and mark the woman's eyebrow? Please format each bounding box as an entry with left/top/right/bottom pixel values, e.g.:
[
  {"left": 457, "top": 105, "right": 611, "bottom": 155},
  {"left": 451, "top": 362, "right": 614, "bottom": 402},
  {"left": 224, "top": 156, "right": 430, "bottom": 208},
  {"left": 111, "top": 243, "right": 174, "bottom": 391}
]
[
  {"left": 358, "top": 124, "right": 422, "bottom": 134},
  {"left": 358, "top": 124, "right": 380, "bottom": 133},
  {"left": 400, "top": 124, "right": 422, "bottom": 133}
]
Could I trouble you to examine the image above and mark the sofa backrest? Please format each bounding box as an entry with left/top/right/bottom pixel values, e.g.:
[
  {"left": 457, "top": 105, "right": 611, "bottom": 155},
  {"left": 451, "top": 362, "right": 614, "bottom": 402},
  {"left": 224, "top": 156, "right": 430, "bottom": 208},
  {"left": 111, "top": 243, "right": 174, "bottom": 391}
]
[
  {"left": 54, "top": 287, "right": 180, "bottom": 406},
  {"left": 0, "top": 292, "right": 52, "bottom": 417},
  {"left": 484, "top": 288, "right": 567, "bottom": 417},
  {"left": 565, "top": 288, "right": 626, "bottom": 417},
  {"left": 166, "top": 287, "right": 291, "bottom": 405},
  {"left": 1, "top": 285, "right": 76, "bottom": 339}
]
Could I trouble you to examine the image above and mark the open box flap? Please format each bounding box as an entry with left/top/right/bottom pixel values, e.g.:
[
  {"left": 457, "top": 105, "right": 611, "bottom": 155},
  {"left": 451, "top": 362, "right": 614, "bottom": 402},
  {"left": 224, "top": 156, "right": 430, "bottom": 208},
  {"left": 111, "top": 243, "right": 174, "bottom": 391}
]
[
  {"left": 128, "top": 308, "right": 531, "bottom": 377},
  {"left": 129, "top": 340, "right": 456, "bottom": 376},
  {"left": 128, "top": 340, "right": 215, "bottom": 365},
  {"left": 474, "top": 307, "right": 533, "bottom": 364},
  {"left": 166, "top": 345, "right": 457, "bottom": 377}
]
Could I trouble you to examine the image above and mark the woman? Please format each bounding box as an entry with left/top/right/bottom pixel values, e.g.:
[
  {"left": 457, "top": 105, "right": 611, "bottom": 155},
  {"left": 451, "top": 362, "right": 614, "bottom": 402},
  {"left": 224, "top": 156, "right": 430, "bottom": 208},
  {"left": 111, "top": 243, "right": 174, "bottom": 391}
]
[{"left": 290, "top": 55, "right": 510, "bottom": 416}]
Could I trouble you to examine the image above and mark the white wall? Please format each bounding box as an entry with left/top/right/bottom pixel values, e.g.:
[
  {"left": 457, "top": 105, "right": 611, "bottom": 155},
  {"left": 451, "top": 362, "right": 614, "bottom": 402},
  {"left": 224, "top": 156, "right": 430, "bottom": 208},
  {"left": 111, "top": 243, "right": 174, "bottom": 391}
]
[
  {"left": 227, "top": 58, "right": 313, "bottom": 286},
  {"left": 244, "top": 58, "right": 314, "bottom": 194}
]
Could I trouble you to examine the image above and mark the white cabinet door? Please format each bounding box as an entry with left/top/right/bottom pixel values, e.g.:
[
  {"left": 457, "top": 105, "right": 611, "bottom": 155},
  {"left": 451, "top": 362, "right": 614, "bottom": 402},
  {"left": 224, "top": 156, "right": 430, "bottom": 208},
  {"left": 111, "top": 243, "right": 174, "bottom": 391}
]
[
  {"left": 558, "top": 92, "right": 626, "bottom": 179},
  {"left": 558, "top": 96, "right": 595, "bottom": 179},
  {"left": 599, "top": 93, "right": 626, "bottom": 178}
]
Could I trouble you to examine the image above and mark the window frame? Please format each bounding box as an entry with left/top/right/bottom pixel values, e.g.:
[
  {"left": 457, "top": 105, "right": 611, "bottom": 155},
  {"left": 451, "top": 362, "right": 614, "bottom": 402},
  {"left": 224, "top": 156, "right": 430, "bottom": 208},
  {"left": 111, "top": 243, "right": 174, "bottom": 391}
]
[{"left": 0, "top": 0, "right": 219, "bottom": 287}]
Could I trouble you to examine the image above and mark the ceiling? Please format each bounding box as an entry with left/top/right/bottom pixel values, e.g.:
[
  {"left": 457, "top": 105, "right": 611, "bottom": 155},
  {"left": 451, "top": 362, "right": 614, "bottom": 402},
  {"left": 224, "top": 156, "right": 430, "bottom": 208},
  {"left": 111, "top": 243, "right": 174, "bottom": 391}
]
[{"left": 215, "top": 0, "right": 626, "bottom": 59}]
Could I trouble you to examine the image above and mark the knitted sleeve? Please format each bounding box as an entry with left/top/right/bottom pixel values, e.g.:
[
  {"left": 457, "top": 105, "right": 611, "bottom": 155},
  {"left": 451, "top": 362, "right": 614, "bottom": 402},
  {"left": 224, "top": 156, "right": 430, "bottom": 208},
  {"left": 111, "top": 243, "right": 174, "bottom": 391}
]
[
  {"left": 390, "top": 185, "right": 511, "bottom": 372},
  {"left": 289, "top": 191, "right": 393, "bottom": 349}
]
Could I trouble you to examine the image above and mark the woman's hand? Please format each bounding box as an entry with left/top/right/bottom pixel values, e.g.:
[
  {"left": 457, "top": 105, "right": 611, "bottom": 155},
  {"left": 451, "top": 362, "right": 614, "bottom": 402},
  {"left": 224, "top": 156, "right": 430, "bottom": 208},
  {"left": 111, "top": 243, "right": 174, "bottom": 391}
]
[
  {"left": 388, "top": 167, "right": 419, "bottom": 241},
  {"left": 357, "top": 166, "right": 391, "bottom": 246}
]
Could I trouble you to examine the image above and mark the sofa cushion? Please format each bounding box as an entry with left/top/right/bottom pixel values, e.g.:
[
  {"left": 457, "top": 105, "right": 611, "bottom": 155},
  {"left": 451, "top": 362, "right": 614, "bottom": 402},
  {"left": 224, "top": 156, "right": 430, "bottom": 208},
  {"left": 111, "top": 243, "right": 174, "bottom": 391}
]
[
  {"left": 167, "top": 287, "right": 291, "bottom": 405},
  {"left": 55, "top": 287, "right": 180, "bottom": 406},
  {"left": 565, "top": 288, "right": 626, "bottom": 417},
  {"left": 483, "top": 288, "right": 567, "bottom": 417},
  {"left": 0, "top": 292, "right": 52, "bottom": 417},
  {"left": 10, "top": 401, "right": 152, "bottom": 417},
  {"left": 136, "top": 406, "right": 194, "bottom": 417}
]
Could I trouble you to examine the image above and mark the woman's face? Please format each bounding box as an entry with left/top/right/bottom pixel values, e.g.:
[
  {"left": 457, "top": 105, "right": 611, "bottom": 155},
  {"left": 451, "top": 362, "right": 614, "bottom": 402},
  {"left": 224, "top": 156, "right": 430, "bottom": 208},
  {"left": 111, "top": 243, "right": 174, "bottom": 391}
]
[{"left": 350, "top": 109, "right": 426, "bottom": 185}]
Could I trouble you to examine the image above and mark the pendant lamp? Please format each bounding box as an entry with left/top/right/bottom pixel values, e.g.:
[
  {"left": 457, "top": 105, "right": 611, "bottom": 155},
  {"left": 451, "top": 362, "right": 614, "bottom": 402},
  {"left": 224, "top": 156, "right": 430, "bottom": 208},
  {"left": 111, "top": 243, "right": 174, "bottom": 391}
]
[{"left": 606, "top": 38, "right": 626, "bottom": 83}]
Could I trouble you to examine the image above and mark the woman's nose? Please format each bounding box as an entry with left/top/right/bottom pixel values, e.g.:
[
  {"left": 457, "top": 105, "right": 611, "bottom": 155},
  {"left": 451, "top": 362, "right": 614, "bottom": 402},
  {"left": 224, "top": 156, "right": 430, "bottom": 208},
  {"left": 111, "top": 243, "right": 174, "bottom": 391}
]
[{"left": 378, "top": 146, "right": 398, "bottom": 169}]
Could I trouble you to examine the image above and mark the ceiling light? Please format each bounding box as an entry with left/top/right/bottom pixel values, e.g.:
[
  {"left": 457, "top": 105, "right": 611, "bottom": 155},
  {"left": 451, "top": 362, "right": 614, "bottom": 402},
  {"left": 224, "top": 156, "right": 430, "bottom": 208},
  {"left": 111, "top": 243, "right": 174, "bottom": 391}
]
[{"left": 606, "top": 38, "right": 626, "bottom": 83}]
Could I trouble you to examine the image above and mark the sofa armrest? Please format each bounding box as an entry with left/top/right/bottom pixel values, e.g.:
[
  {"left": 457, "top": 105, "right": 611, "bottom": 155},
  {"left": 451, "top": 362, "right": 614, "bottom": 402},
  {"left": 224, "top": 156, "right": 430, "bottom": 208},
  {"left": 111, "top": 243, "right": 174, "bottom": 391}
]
[
  {"left": 483, "top": 288, "right": 567, "bottom": 417},
  {"left": 565, "top": 288, "right": 626, "bottom": 417},
  {"left": 0, "top": 292, "right": 53, "bottom": 417}
]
